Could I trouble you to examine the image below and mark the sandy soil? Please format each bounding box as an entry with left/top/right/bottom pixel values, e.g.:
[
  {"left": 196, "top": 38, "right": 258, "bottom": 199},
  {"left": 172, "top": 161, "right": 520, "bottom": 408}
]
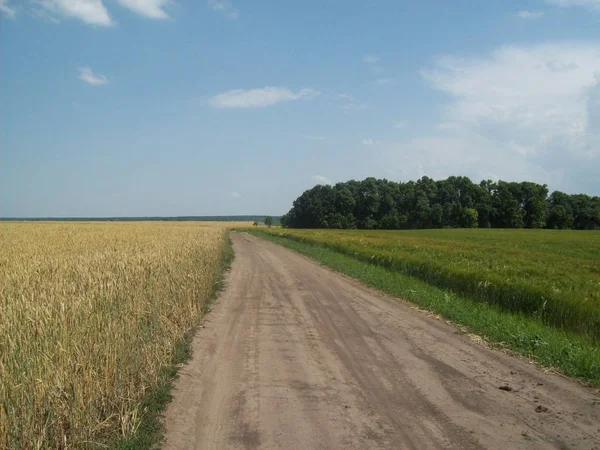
[{"left": 162, "top": 232, "right": 600, "bottom": 450}]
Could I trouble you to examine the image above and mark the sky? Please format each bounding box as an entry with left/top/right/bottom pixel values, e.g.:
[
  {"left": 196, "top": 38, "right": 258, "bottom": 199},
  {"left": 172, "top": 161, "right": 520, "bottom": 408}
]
[{"left": 1, "top": 0, "right": 600, "bottom": 217}]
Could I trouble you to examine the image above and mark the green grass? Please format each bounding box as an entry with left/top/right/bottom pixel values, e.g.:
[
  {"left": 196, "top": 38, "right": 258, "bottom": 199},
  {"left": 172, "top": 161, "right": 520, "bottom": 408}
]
[
  {"left": 259, "top": 228, "right": 600, "bottom": 339},
  {"left": 250, "top": 229, "right": 600, "bottom": 387},
  {"left": 109, "top": 234, "right": 234, "bottom": 450}
]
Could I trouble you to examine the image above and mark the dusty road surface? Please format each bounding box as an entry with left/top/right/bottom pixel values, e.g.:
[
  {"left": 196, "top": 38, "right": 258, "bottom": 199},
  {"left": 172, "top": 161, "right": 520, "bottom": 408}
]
[{"left": 163, "top": 232, "right": 600, "bottom": 450}]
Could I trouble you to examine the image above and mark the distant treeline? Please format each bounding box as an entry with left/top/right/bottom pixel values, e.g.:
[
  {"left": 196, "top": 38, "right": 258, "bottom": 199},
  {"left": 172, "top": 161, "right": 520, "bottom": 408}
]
[
  {"left": 0, "top": 215, "right": 276, "bottom": 222},
  {"left": 281, "top": 176, "right": 600, "bottom": 230}
]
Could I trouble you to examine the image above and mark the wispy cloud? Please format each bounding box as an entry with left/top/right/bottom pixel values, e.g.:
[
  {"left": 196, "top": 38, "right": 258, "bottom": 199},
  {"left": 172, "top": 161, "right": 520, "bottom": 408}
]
[
  {"left": 436, "top": 121, "right": 461, "bottom": 130},
  {"left": 0, "top": 0, "right": 16, "bottom": 19},
  {"left": 312, "top": 175, "right": 332, "bottom": 185},
  {"left": 116, "top": 0, "right": 170, "bottom": 19},
  {"left": 364, "top": 54, "right": 388, "bottom": 80},
  {"left": 210, "top": 87, "right": 319, "bottom": 109},
  {"left": 394, "top": 121, "right": 407, "bottom": 129},
  {"left": 545, "top": 0, "right": 600, "bottom": 11},
  {"left": 38, "top": 0, "right": 113, "bottom": 26},
  {"left": 362, "top": 139, "right": 376, "bottom": 146},
  {"left": 303, "top": 135, "right": 327, "bottom": 141},
  {"left": 35, "top": 0, "right": 171, "bottom": 24},
  {"left": 416, "top": 41, "right": 600, "bottom": 193},
  {"left": 30, "top": 6, "right": 61, "bottom": 23},
  {"left": 517, "top": 10, "right": 545, "bottom": 19},
  {"left": 372, "top": 78, "right": 393, "bottom": 86},
  {"left": 345, "top": 103, "right": 368, "bottom": 111},
  {"left": 78, "top": 66, "right": 108, "bottom": 85},
  {"left": 338, "top": 93, "right": 354, "bottom": 101},
  {"left": 230, "top": 191, "right": 242, "bottom": 199},
  {"left": 208, "top": 0, "right": 239, "bottom": 19},
  {"left": 337, "top": 93, "right": 367, "bottom": 111}
]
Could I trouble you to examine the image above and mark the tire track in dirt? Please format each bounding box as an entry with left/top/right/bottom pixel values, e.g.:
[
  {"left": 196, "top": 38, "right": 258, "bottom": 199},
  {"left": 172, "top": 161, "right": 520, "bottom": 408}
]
[{"left": 162, "top": 232, "right": 600, "bottom": 450}]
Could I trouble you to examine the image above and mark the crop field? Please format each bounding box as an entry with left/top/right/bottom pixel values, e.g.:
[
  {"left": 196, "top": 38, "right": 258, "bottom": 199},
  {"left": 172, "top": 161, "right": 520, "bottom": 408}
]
[
  {"left": 0, "top": 221, "right": 237, "bottom": 449},
  {"left": 263, "top": 228, "right": 600, "bottom": 339}
]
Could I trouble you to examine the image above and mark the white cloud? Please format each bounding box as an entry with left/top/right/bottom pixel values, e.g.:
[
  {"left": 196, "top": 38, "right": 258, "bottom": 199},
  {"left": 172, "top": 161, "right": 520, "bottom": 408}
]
[
  {"left": 116, "top": 0, "right": 170, "bottom": 19},
  {"left": 364, "top": 54, "right": 387, "bottom": 77},
  {"left": 379, "top": 135, "right": 554, "bottom": 187},
  {"left": 312, "top": 175, "right": 332, "bottom": 185},
  {"left": 362, "top": 139, "right": 376, "bottom": 145},
  {"left": 372, "top": 78, "right": 393, "bottom": 86},
  {"left": 413, "top": 42, "right": 600, "bottom": 193},
  {"left": 30, "top": 6, "right": 62, "bottom": 23},
  {"left": 210, "top": 87, "right": 319, "bottom": 109},
  {"left": 517, "top": 10, "right": 544, "bottom": 19},
  {"left": 394, "top": 121, "right": 407, "bottom": 129},
  {"left": 78, "top": 66, "right": 108, "bottom": 85},
  {"left": 337, "top": 93, "right": 367, "bottom": 111},
  {"left": 345, "top": 103, "right": 368, "bottom": 111},
  {"left": 0, "top": 0, "right": 16, "bottom": 18},
  {"left": 546, "top": 0, "right": 600, "bottom": 11},
  {"left": 422, "top": 43, "right": 600, "bottom": 132},
  {"left": 230, "top": 191, "right": 242, "bottom": 199},
  {"left": 436, "top": 121, "right": 461, "bottom": 130},
  {"left": 39, "top": 0, "right": 113, "bottom": 26},
  {"left": 303, "top": 135, "right": 327, "bottom": 141},
  {"left": 208, "top": 0, "right": 238, "bottom": 19}
]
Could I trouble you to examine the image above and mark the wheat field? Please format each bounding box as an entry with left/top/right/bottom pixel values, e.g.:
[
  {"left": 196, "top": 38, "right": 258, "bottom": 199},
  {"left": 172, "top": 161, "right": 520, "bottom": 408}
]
[
  {"left": 263, "top": 228, "right": 600, "bottom": 337},
  {"left": 0, "top": 221, "right": 235, "bottom": 449}
]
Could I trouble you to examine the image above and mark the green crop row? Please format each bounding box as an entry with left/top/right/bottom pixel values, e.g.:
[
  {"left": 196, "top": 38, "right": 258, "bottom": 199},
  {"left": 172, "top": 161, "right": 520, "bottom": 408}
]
[{"left": 264, "top": 229, "right": 600, "bottom": 339}]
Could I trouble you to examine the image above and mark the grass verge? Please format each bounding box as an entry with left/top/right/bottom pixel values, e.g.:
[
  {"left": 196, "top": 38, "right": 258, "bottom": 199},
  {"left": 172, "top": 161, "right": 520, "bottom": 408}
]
[
  {"left": 109, "top": 233, "right": 234, "bottom": 450},
  {"left": 249, "top": 229, "right": 600, "bottom": 388},
  {"left": 260, "top": 229, "right": 600, "bottom": 338}
]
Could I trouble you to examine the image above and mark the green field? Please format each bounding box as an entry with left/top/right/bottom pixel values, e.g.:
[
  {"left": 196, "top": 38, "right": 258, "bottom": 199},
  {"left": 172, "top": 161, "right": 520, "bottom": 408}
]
[{"left": 262, "top": 228, "right": 600, "bottom": 339}]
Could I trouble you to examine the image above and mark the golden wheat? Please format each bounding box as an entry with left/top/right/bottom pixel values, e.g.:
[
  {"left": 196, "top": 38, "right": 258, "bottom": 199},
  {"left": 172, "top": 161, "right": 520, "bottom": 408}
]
[{"left": 0, "top": 221, "right": 236, "bottom": 449}]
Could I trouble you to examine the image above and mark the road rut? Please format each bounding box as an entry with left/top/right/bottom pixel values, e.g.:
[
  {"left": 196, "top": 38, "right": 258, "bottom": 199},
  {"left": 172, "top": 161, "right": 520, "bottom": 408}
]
[{"left": 162, "top": 232, "right": 600, "bottom": 449}]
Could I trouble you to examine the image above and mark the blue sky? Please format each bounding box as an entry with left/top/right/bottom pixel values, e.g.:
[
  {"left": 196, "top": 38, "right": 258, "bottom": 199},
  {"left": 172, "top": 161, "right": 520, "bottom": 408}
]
[{"left": 1, "top": 0, "right": 599, "bottom": 217}]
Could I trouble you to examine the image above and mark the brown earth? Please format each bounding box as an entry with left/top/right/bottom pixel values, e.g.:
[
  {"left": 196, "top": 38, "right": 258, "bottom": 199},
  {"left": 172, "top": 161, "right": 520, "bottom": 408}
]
[{"left": 162, "top": 232, "right": 600, "bottom": 450}]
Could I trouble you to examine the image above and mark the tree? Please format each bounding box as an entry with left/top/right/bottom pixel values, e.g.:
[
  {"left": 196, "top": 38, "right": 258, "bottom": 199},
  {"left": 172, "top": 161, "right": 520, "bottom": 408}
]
[
  {"left": 492, "top": 182, "right": 525, "bottom": 228},
  {"left": 280, "top": 214, "right": 289, "bottom": 228},
  {"left": 461, "top": 208, "right": 479, "bottom": 228},
  {"left": 355, "top": 177, "right": 381, "bottom": 228},
  {"left": 430, "top": 204, "right": 443, "bottom": 228},
  {"left": 412, "top": 194, "right": 431, "bottom": 228},
  {"left": 546, "top": 191, "right": 574, "bottom": 229},
  {"left": 518, "top": 182, "right": 548, "bottom": 228},
  {"left": 571, "top": 194, "right": 599, "bottom": 230},
  {"left": 547, "top": 205, "right": 571, "bottom": 229},
  {"left": 280, "top": 175, "right": 595, "bottom": 230},
  {"left": 474, "top": 182, "right": 493, "bottom": 228},
  {"left": 264, "top": 216, "right": 273, "bottom": 227}
]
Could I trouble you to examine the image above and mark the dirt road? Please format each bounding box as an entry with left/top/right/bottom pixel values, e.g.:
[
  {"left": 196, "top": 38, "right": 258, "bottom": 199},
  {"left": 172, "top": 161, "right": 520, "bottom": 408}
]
[{"left": 163, "top": 232, "right": 600, "bottom": 450}]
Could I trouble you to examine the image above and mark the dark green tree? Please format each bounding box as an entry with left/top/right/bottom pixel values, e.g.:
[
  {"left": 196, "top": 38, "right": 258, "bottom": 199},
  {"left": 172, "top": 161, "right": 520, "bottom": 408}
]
[
  {"left": 547, "top": 205, "right": 572, "bottom": 229},
  {"left": 546, "top": 191, "right": 574, "bottom": 229},
  {"left": 281, "top": 176, "right": 597, "bottom": 230},
  {"left": 492, "top": 182, "right": 525, "bottom": 228},
  {"left": 518, "top": 182, "right": 548, "bottom": 228},
  {"left": 571, "top": 194, "right": 600, "bottom": 230}
]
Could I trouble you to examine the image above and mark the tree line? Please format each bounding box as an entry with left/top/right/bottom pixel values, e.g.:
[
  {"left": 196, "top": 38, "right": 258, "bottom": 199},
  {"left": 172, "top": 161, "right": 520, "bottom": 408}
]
[{"left": 280, "top": 176, "right": 600, "bottom": 230}]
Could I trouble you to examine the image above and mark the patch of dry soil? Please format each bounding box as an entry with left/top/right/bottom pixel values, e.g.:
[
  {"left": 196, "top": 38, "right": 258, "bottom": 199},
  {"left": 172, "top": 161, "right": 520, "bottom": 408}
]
[{"left": 162, "top": 233, "right": 600, "bottom": 450}]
